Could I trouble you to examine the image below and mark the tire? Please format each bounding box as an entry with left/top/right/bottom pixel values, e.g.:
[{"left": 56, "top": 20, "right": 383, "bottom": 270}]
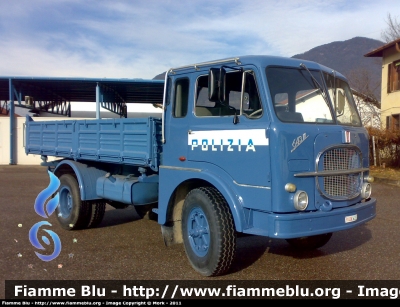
[
  {"left": 56, "top": 174, "right": 91, "bottom": 230},
  {"left": 182, "top": 187, "right": 236, "bottom": 277},
  {"left": 286, "top": 233, "right": 333, "bottom": 250},
  {"left": 87, "top": 202, "right": 106, "bottom": 228}
]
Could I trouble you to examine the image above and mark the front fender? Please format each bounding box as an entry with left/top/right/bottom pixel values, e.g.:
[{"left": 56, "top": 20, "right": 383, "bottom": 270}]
[{"left": 158, "top": 164, "right": 247, "bottom": 232}]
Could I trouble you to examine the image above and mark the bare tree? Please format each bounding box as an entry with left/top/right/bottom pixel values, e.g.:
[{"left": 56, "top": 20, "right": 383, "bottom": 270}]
[
  {"left": 347, "top": 68, "right": 381, "bottom": 128},
  {"left": 381, "top": 13, "right": 400, "bottom": 43}
]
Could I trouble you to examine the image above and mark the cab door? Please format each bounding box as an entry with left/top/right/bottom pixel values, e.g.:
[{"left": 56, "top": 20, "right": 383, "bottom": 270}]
[{"left": 186, "top": 67, "right": 271, "bottom": 188}]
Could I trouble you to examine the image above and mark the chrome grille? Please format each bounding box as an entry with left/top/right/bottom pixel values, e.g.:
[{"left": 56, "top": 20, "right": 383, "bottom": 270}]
[{"left": 321, "top": 147, "right": 361, "bottom": 199}]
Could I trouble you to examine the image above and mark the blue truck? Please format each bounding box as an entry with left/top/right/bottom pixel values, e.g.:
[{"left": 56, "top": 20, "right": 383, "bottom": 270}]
[{"left": 25, "top": 55, "right": 377, "bottom": 277}]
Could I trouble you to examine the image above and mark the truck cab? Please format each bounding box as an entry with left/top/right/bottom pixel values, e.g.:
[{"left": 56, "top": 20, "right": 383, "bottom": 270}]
[{"left": 158, "top": 55, "right": 376, "bottom": 275}]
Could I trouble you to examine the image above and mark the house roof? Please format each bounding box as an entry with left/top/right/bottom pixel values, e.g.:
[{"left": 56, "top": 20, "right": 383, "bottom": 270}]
[
  {"left": 351, "top": 88, "right": 380, "bottom": 109},
  {"left": 364, "top": 37, "right": 400, "bottom": 57}
]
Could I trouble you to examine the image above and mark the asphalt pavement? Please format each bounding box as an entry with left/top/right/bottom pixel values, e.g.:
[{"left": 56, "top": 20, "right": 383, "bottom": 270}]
[{"left": 1, "top": 165, "right": 400, "bottom": 299}]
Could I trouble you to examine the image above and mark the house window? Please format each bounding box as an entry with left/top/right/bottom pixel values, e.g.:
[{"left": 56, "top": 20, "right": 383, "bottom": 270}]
[
  {"left": 388, "top": 60, "right": 400, "bottom": 93},
  {"left": 386, "top": 114, "right": 400, "bottom": 130}
]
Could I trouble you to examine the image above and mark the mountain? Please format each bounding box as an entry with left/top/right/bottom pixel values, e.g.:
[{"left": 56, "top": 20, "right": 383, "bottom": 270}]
[
  {"left": 153, "top": 72, "right": 165, "bottom": 80},
  {"left": 291, "top": 36, "right": 385, "bottom": 100}
]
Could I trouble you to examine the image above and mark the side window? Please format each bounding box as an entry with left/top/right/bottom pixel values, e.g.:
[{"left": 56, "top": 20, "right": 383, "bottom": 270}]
[
  {"left": 195, "top": 75, "right": 215, "bottom": 116},
  {"left": 242, "top": 72, "right": 262, "bottom": 118},
  {"left": 324, "top": 73, "right": 360, "bottom": 126},
  {"left": 195, "top": 70, "right": 262, "bottom": 118},
  {"left": 173, "top": 78, "right": 189, "bottom": 118}
]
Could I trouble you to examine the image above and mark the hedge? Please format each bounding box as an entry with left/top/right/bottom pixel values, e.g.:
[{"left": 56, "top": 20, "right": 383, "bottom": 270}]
[{"left": 367, "top": 127, "right": 400, "bottom": 168}]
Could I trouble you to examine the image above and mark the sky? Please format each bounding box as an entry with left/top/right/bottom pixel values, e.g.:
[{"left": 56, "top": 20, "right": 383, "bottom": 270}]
[{"left": 0, "top": 0, "right": 399, "bottom": 81}]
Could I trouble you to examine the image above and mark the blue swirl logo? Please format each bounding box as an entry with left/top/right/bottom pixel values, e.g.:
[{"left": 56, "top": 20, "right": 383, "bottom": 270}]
[{"left": 29, "top": 170, "right": 62, "bottom": 261}]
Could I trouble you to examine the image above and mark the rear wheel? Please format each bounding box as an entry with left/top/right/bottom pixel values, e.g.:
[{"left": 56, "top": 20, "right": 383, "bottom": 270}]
[
  {"left": 56, "top": 174, "right": 91, "bottom": 230},
  {"left": 286, "top": 233, "right": 333, "bottom": 250},
  {"left": 87, "top": 202, "right": 106, "bottom": 228},
  {"left": 182, "top": 187, "right": 236, "bottom": 277}
]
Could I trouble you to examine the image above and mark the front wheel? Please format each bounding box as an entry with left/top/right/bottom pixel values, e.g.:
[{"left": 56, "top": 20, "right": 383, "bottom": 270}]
[
  {"left": 182, "top": 187, "right": 236, "bottom": 277},
  {"left": 286, "top": 233, "right": 333, "bottom": 250}
]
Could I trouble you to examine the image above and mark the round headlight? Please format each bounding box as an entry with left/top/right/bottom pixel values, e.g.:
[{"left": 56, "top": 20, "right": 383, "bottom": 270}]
[
  {"left": 361, "top": 183, "right": 372, "bottom": 199},
  {"left": 294, "top": 190, "right": 308, "bottom": 211}
]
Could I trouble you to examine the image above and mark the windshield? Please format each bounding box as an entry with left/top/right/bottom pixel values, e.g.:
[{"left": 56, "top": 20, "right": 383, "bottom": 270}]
[
  {"left": 266, "top": 66, "right": 362, "bottom": 127},
  {"left": 266, "top": 66, "right": 334, "bottom": 124},
  {"left": 324, "top": 72, "right": 362, "bottom": 126}
]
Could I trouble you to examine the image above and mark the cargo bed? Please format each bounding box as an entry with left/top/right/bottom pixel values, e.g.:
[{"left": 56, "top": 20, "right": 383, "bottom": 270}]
[{"left": 24, "top": 115, "right": 162, "bottom": 171}]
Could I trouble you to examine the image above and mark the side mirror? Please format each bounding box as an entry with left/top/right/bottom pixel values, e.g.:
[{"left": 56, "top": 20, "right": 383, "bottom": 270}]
[
  {"left": 336, "top": 90, "right": 345, "bottom": 115},
  {"left": 208, "top": 67, "right": 226, "bottom": 103}
]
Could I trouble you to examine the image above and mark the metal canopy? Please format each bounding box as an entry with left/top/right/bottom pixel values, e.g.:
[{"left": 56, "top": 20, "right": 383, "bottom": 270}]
[
  {"left": 1, "top": 76, "right": 165, "bottom": 165},
  {"left": 0, "top": 76, "right": 165, "bottom": 117}
]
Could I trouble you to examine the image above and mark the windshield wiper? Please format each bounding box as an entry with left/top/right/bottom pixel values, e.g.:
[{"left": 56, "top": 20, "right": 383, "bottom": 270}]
[{"left": 299, "top": 63, "right": 330, "bottom": 107}]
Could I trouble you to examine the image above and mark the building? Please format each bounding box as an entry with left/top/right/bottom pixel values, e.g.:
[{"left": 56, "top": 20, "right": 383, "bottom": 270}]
[{"left": 365, "top": 38, "right": 400, "bottom": 130}]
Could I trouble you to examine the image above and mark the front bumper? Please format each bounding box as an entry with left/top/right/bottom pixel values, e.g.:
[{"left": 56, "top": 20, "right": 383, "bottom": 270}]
[{"left": 243, "top": 197, "right": 376, "bottom": 238}]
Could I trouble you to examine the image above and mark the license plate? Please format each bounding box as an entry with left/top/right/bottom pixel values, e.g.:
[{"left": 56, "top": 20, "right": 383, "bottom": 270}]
[{"left": 345, "top": 214, "right": 357, "bottom": 223}]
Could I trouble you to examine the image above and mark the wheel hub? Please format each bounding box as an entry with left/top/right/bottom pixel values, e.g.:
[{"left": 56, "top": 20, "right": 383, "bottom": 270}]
[
  {"left": 59, "top": 187, "right": 73, "bottom": 217},
  {"left": 187, "top": 208, "right": 210, "bottom": 257}
]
